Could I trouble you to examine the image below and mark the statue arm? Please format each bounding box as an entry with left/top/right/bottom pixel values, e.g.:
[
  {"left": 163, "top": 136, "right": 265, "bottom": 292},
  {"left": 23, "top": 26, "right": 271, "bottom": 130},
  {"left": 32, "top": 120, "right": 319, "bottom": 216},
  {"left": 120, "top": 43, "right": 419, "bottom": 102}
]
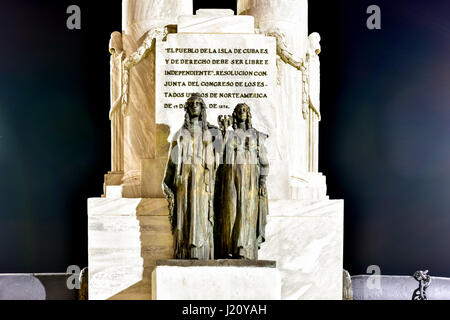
[
  {"left": 204, "top": 128, "right": 218, "bottom": 170},
  {"left": 213, "top": 127, "right": 226, "bottom": 170},
  {"left": 163, "top": 139, "right": 178, "bottom": 231},
  {"left": 258, "top": 133, "right": 270, "bottom": 177},
  {"left": 257, "top": 132, "right": 270, "bottom": 244},
  {"left": 258, "top": 133, "right": 270, "bottom": 196}
]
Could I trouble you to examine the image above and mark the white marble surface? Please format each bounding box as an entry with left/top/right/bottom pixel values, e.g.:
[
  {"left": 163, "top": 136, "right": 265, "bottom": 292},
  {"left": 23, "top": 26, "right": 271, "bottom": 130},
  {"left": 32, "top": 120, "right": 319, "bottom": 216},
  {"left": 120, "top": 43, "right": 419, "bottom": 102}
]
[
  {"left": 238, "top": 0, "right": 308, "bottom": 55},
  {"left": 178, "top": 14, "right": 255, "bottom": 34},
  {"left": 153, "top": 266, "right": 281, "bottom": 300},
  {"left": 289, "top": 172, "right": 328, "bottom": 201},
  {"left": 88, "top": 198, "right": 173, "bottom": 300},
  {"left": 122, "top": 0, "right": 192, "bottom": 40},
  {"left": 88, "top": 197, "right": 343, "bottom": 300},
  {"left": 259, "top": 199, "right": 344, "bottom": 300},
  {"left": 105, "top": 186, "right": 123, "bottom": 199},
  {"left": 196, "top": 9, "right": 234, "bottom": 16},
  {"left": 88, "top": 198, "right": 168, "bottom": 216}
]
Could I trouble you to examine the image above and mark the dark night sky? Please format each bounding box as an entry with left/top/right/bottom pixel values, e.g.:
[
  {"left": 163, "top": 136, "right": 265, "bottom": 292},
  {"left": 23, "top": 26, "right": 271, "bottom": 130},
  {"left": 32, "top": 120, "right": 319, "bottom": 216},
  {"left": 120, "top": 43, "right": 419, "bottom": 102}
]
[{"left": 0, "top": 0, "right": 449, "bottom": 277}]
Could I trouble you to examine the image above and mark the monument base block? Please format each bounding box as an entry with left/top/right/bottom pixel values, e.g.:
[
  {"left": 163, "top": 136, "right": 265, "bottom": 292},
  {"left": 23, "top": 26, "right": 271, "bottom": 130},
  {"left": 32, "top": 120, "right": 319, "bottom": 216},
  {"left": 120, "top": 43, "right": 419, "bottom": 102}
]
[
  {"left": 152, "top": 260, "right": 281, "bottom": 300},
  {"left": 260, "top": 199, "right": 344, "bottom": 300},
  {"left": 88, "top": 198, "right": 173, "bottom": 300}
]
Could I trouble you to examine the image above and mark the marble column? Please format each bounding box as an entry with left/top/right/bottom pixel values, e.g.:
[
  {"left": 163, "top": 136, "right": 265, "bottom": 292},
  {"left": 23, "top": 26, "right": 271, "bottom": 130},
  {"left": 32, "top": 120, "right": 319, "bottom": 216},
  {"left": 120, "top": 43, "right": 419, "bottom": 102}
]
[
  {"left": 238, "top": 0, "right": 309, "bottom": 199},
  {"left": 121, "top": 0, "right": 193, "bottom": 198}
]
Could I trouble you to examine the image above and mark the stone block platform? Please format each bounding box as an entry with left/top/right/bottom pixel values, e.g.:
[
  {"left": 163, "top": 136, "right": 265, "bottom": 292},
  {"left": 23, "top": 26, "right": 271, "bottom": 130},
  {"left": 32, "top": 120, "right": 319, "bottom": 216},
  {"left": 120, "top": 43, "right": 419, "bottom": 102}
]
[
  {"left": 88, "top": 198, "right": 173, "bottom": 300},
  {"left": 152, "top": 260, "right": 281, "bottom": 300}
]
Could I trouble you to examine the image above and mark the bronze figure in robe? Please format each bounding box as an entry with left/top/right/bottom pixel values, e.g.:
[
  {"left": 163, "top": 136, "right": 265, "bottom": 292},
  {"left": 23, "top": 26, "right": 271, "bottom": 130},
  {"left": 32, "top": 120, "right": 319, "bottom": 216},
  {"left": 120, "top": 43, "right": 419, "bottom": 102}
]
[
  {"left": 163, "top": 93, "right": 217, "bottom": 260},
  {"left": 215, "top": 103, "right": 269, "bottom": 260}
]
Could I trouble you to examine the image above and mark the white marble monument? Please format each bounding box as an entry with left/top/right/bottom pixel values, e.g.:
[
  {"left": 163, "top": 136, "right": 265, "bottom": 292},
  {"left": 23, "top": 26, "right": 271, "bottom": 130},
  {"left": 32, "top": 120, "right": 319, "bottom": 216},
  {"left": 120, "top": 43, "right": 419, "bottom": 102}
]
[
  {"left": 88, "top": 0, "right": 343, "bottom": 300},
  {"left": 152, "top": 261, "right": 281, "bottom": 300}
]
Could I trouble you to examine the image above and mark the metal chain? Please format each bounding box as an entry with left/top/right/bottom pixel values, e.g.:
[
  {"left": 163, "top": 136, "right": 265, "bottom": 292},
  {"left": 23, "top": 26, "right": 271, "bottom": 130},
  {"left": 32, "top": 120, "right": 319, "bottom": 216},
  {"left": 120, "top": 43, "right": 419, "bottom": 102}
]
[{"left": 412, "top": 270, "right": 431, "bottom": 300}]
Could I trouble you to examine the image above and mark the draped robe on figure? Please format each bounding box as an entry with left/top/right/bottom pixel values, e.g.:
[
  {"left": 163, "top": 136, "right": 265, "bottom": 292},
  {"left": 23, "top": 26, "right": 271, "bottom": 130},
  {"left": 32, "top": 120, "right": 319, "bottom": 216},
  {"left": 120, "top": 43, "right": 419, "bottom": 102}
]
[
  {"left": 215, "top": 127, "right": 269, "bottom": 260},
  {"left": 163, "top": 122, "right": 216, "bottom": 260}
]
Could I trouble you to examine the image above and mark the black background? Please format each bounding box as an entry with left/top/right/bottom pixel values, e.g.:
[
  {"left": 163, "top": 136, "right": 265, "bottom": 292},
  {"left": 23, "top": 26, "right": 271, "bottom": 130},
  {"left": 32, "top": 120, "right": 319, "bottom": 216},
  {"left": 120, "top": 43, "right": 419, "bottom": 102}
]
[{"left": 0, "top": 0, "right": 449, "bottom": 278}]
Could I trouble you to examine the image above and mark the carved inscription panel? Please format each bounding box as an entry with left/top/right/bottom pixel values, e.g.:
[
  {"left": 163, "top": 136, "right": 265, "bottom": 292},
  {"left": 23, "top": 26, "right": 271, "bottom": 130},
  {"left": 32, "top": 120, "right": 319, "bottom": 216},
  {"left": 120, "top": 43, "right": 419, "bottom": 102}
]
[{"left": 156, "top": 34, "right": 277, "bottom": 139}]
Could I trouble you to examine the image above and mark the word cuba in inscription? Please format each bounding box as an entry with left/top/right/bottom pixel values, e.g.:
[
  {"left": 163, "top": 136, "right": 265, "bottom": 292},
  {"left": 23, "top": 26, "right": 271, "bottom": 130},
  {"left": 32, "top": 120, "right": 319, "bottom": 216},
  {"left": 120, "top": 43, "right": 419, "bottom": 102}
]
[{"left": 166, "top": 48, "right": 269, "bottom": 54}]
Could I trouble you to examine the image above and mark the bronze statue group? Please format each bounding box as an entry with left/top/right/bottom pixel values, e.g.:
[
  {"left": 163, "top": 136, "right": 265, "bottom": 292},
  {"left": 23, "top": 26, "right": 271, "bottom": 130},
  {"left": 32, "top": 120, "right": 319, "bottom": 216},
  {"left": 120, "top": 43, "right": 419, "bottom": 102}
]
[{"left": 163, "top": 93, "right": 269, "bottom": 260}]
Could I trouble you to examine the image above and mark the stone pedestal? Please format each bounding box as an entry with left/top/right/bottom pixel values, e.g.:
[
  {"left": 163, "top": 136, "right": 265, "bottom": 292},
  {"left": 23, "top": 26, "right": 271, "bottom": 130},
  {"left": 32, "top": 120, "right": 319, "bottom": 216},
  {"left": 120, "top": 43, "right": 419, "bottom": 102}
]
[
  {"left": 87, "top": 198, "right": 173, "bottom": 300},
  {"left": 152, "top": 260, "right": 281, "bottom": 300},
  {"left": 259, "top": 200, "right": 344, "bottom": 300}
]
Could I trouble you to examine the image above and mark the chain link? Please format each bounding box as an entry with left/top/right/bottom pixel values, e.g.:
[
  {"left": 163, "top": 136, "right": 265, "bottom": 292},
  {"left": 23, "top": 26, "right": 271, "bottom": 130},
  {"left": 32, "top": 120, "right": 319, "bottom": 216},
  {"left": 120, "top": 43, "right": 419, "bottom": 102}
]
[{"left": 412, "top": 270, "right": 431, "bottom": 300}]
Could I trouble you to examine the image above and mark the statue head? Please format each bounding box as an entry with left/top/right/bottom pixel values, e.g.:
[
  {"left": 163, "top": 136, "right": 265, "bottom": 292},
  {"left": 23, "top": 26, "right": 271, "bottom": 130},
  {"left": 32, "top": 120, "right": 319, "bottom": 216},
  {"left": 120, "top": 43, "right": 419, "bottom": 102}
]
[
  {"left": 184, "top": 93, "right": 208, "bottom": 130},
  {"left": 232, "top": 103, "right": 253, "bottom": 130}
]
